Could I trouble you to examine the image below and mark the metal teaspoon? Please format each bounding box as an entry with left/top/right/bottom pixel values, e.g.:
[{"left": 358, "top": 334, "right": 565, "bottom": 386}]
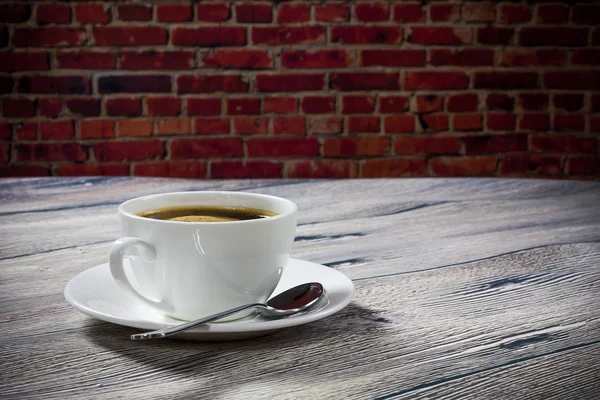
[{"left": 131, "top": 282, "right": 325, "bottom": 340}]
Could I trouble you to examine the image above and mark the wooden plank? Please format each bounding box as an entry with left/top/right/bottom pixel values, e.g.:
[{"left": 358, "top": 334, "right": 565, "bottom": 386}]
[{"left": 1, "top": 242, "right": 599, "bottom": 399}]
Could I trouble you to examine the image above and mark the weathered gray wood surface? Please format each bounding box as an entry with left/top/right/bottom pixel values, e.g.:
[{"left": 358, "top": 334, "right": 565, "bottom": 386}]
[{"left": 1, "top": 177, "right": 599, "bottom": 399}]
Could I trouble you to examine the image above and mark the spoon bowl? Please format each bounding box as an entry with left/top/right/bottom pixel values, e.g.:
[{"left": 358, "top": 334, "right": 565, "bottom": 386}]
[{"left": 131, "top": 282, "right": 324, "bottom": 340}]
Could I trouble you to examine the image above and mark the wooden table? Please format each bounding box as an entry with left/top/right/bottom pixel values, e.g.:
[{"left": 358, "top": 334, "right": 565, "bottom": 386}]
[{"left": 2, "top": 177, "right": 600, "bottom": 399}]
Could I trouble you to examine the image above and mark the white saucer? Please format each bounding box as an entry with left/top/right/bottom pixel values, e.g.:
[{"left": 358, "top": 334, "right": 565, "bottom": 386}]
[{"left": 64, "top": 258, "right": 354, "bottom": 341}]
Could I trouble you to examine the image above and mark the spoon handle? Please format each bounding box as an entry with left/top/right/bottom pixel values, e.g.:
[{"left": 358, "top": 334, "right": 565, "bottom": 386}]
[{"left": 131, "top": 303, "right": 264, "bottom": 340}]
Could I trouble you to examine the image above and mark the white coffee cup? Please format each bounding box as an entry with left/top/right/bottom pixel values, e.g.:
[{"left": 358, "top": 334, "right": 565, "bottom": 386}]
[{"left": 109, "top": 191, "right": 298, "bottom": 321}]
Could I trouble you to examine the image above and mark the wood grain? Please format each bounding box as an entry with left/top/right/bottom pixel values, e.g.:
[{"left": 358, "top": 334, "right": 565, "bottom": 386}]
[{"left": 1, "top": 178, "right": 599, "bottom": 399}]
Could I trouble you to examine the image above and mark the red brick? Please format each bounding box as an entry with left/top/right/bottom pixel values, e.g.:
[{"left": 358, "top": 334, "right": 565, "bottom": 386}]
[
  {"left": 167, "top": 138, "right": 227, "bottom": 161},
  {"left": 501, "top": 155, "right": 562, "bottom": 175},
  {"left": 453, "top": 114, "right": 483, "bottom": 131},
  {"left": 536, "top": 5, "right": 568, "bottom": 24},
  {"left": 519, "top": 114, "right": 550, "bottom": 132},
  {"left": 186, "top": 98, "right": 221, "bottom": 116},
  {"left": 191, "top": 118, "right": 229, "bottom": 135},
  {"left": 14, "top": 28, "right": 86, "bottom": 47},
  {"left": 431, "top": 156, "right": 497, "bottom": 176},
  {"left": 247, "top": 138, "right": 319, "bottom": 157},
  {"left": 331, "top": 26, "right": 402, "bottom": 44},
  {"left": 463, "top": 3, "right": 495, "bottom": 22},
  {"left": 3, "top": 98, "right": 35, "bottom": 118},
  {"left": 342, "top": 95, "right": 374, "bottom": 114},
  {"left": 1, "top": 51, "right": 48, "bottom": 72},
  {"left": 544, "top": 71, "right": 600, "bottom": 90},
  {"left": 137, "top": 161, "right": 207, "bottom": 178},
  {"left": 447, "top": 94, "right": 479, "bottom": 112},
  {"left": 430, "top": 4, "right": 459, "bottom": 22},
  {"left": 235, "top": 3, "right": 271, "bottom": 23},
  {"left": 58, "top": 164, "right": 128, "bottom": 177},
  {"left": 74, "top": 4, "right": 110, "bottom": 24},
  {"left": 273, "top": 117, "right": 305, "bottom": 135},
  {"left": 252, "top": 26, "right": 325, "bottom": 45},
  {"left": 106, "top": 98, "right": 141, "bottom": 116},
  {"left": 204, "top": 50, "right": 272, "bottom": 69},
  {"left": 0, "top": 27, "right": 7, "bottom": 49},
  {"left": 306, "top": 117, "right": 343, "bottom": 135},
  {"left": 384, "top": 115, "right": 415, "bottom": 133},
  {"left": 93, "top": 27, "right": 166, "bottom": 46},
  {"left": 0, "top": 123, "right": 9, "bottom": 140},
  {"left": 36, "top": 3, "right": 71, "bottom": 24},
  {"left": 572, "top": 49, "right": 600, "bottom": 66},
  {"left": 404, "top": 71, "right": 468, "bottom": 90},
  {"left": 569, "top": 158, "right": 600, "bottom": 176},
  {"left": 256, "top": 74, "right": 324, "bottom": 92},
  {"left": 0, "top": 4, "right": 31, "bottom": 23},
  {"left": 18, "top": 76, "right": 89, "bottom": 95},
  {"left": 282, "top": 49, "right": 350, "bottom": 69},
  {"left": 39, "top": 98, "right": 61, "bottom": 117},
  {"left": 117, "top": 4, "right": 151, "bottom": 21},
  {"left": 212, "top": 161, "right": 280, "bottom": 179},
  {"left": 486, "top": 94, "right": 515, "bottom": 112},
  {"left": 430, "top": 49, "right": 494, "bottom": 66},
  {"left": 324, "top": 137, "right": 389, "bottom": 157},
  {"left": 553, "top": 115, "right": 585, "bottom": 132},
  {"left": 15, "top": 123, "right": 37, "bottom": 140},
  {"left": 553, "top": 94, "right": 584, "bottom": 112},
  {"left": 591, "top": 117, "right": 600, "bottom": 132},
  {"left": 500, "top": 49, "right": 566, "bottom": 67},
  {"left": 466, "top": 134, "right": 527, "bottom": 154},
  {"left": 531, "top": 136, "right": 597, "bottom": 154},
  {"left": 233, "top": 118, "right": 268, "bottom": 135},
  {"left": 519, "top": 28, "right": 587, "bottom": 46},
  {"left": 120, "top": 51, "right": 193, "bottom": 70},
  {"left": 117, "top": 119, "right": 153, "bottom": 137},
  {"left": 94, "top": 140, "right": 162, "bottom": 162},
  {"left": 278, "top": 3, "right": 309, "bottom": 23},
  {"left": 177, "top": 75, "right": 247, "bottom": 94},
  {"left": 315, "top": 4, "right": 349, "bottom": 22},
  {"left": 302, "top": 96, "right": 334, "bottom": 114},
  {"left": 264, "top": 97, "right": 297, "bottom": 114},
  {"left": 227, "top": 98, "right": 261, "bottom": 115},
  {"left": 196, "top": 3, "right": 230, "bottom": 22},
  {"left": 393, "top": 3, "right": 424, "bottom": 22},
  {"left": 65, "top": 98, "right": 100, "bottom": 116},
  {"left": 572, "top": 5, "right": 600, "bottom": 25},
  {"left": 414, "top": 95, "right": 444, "bottom": 113},
  {"left": 80, "top": 120, "right": 114, "bottom": 139},
  {"left": 39, "top": 121, "right": 73, "bottom": 140},
  {"left": 347, "top": 116, "right": 380, "bottom": 133},
  {"left": 361, "top": 49, "right": 425, "bottom": 67},
  {"left": 487, "top": 114, "right": 517, "bottom": 131},
  {"left": 592, "top": 95, "right": 600, "bottom": 112},
  {"left": 57, "top": 51, "right": 115, "bottom": 69},
  {"left": 410, "top": 27, "right": 472, "bottom": 45},
  {"left": 355, "top": 2, "right": 389, "bottom": 22},
  {"left": 474, "top": 72, "right": 538, "bottom": 90},
  {"left": 288, "top": 161, "right": 357, "bottom": 179},
  {"left": 154, "top": 118, "right": 191, "bottom": 136},
  {"left": 157, "top": 4, "right": 191, "bottom": 22},
  {"left": 499, "top": 4, "right": 531, "bottom": 23},
  {"left": 332, "top": 72, "right": 399, "bottom": 91},
  {"left": 173, "top": 27, "right": 246, "bottom": 47},
  {"left": 593, "top": 29, "right": 600, "bottom": 46},
  {"left": 518, "top": 93, "right": 547, "bottom": 111},
  {"left": 418, "top": 114, "right": 449, "bottom": 132},
  {"left": 395, "top": 137, "right": 460, "bottom": 155},
  {"left": 0, "top": 144, "right": 8, "bottom": 164},
  {"left": 0, "top": 165, "right": 49, "bottom": 177},
  {"left": 147, "top": 97, "right": 180, "bottom": 117},
  {"left": 477, "top": 27, "right": 514, "bottom": 45},
  {"left": 16, "top": 143, "right": 86, "bottom": 162},
  {"left": 379, "top": 96, "right": 408, "bottom": 114},
  {"left": 361, "top": 158, "right": 426, "bottom": 177}
]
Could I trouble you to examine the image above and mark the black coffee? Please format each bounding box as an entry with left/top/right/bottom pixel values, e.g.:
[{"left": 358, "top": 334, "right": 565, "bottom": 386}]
[{"left": 137, "top": 205, "right": 277, "bottom": 222}]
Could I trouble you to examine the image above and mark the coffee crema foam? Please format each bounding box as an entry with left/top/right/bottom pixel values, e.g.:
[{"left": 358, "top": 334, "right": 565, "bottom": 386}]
[{"left": 137, "top": 205, "right": 277, "bottom": 222}]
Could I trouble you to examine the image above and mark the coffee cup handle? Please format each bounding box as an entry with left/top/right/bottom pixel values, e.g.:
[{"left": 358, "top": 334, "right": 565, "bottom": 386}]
[{"left": 109, "top": 237, "right": 174, "bottom": 314}]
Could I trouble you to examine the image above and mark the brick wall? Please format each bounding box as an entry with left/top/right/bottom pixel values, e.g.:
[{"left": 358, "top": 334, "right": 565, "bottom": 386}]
[{"left": 1, "top": 1, "right": 599, "bottom": 179}]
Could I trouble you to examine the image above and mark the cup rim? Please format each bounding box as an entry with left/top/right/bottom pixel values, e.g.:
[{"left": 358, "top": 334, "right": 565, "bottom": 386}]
[{"left": 118, "top": 191, "right": 298, "bottom": 225}]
